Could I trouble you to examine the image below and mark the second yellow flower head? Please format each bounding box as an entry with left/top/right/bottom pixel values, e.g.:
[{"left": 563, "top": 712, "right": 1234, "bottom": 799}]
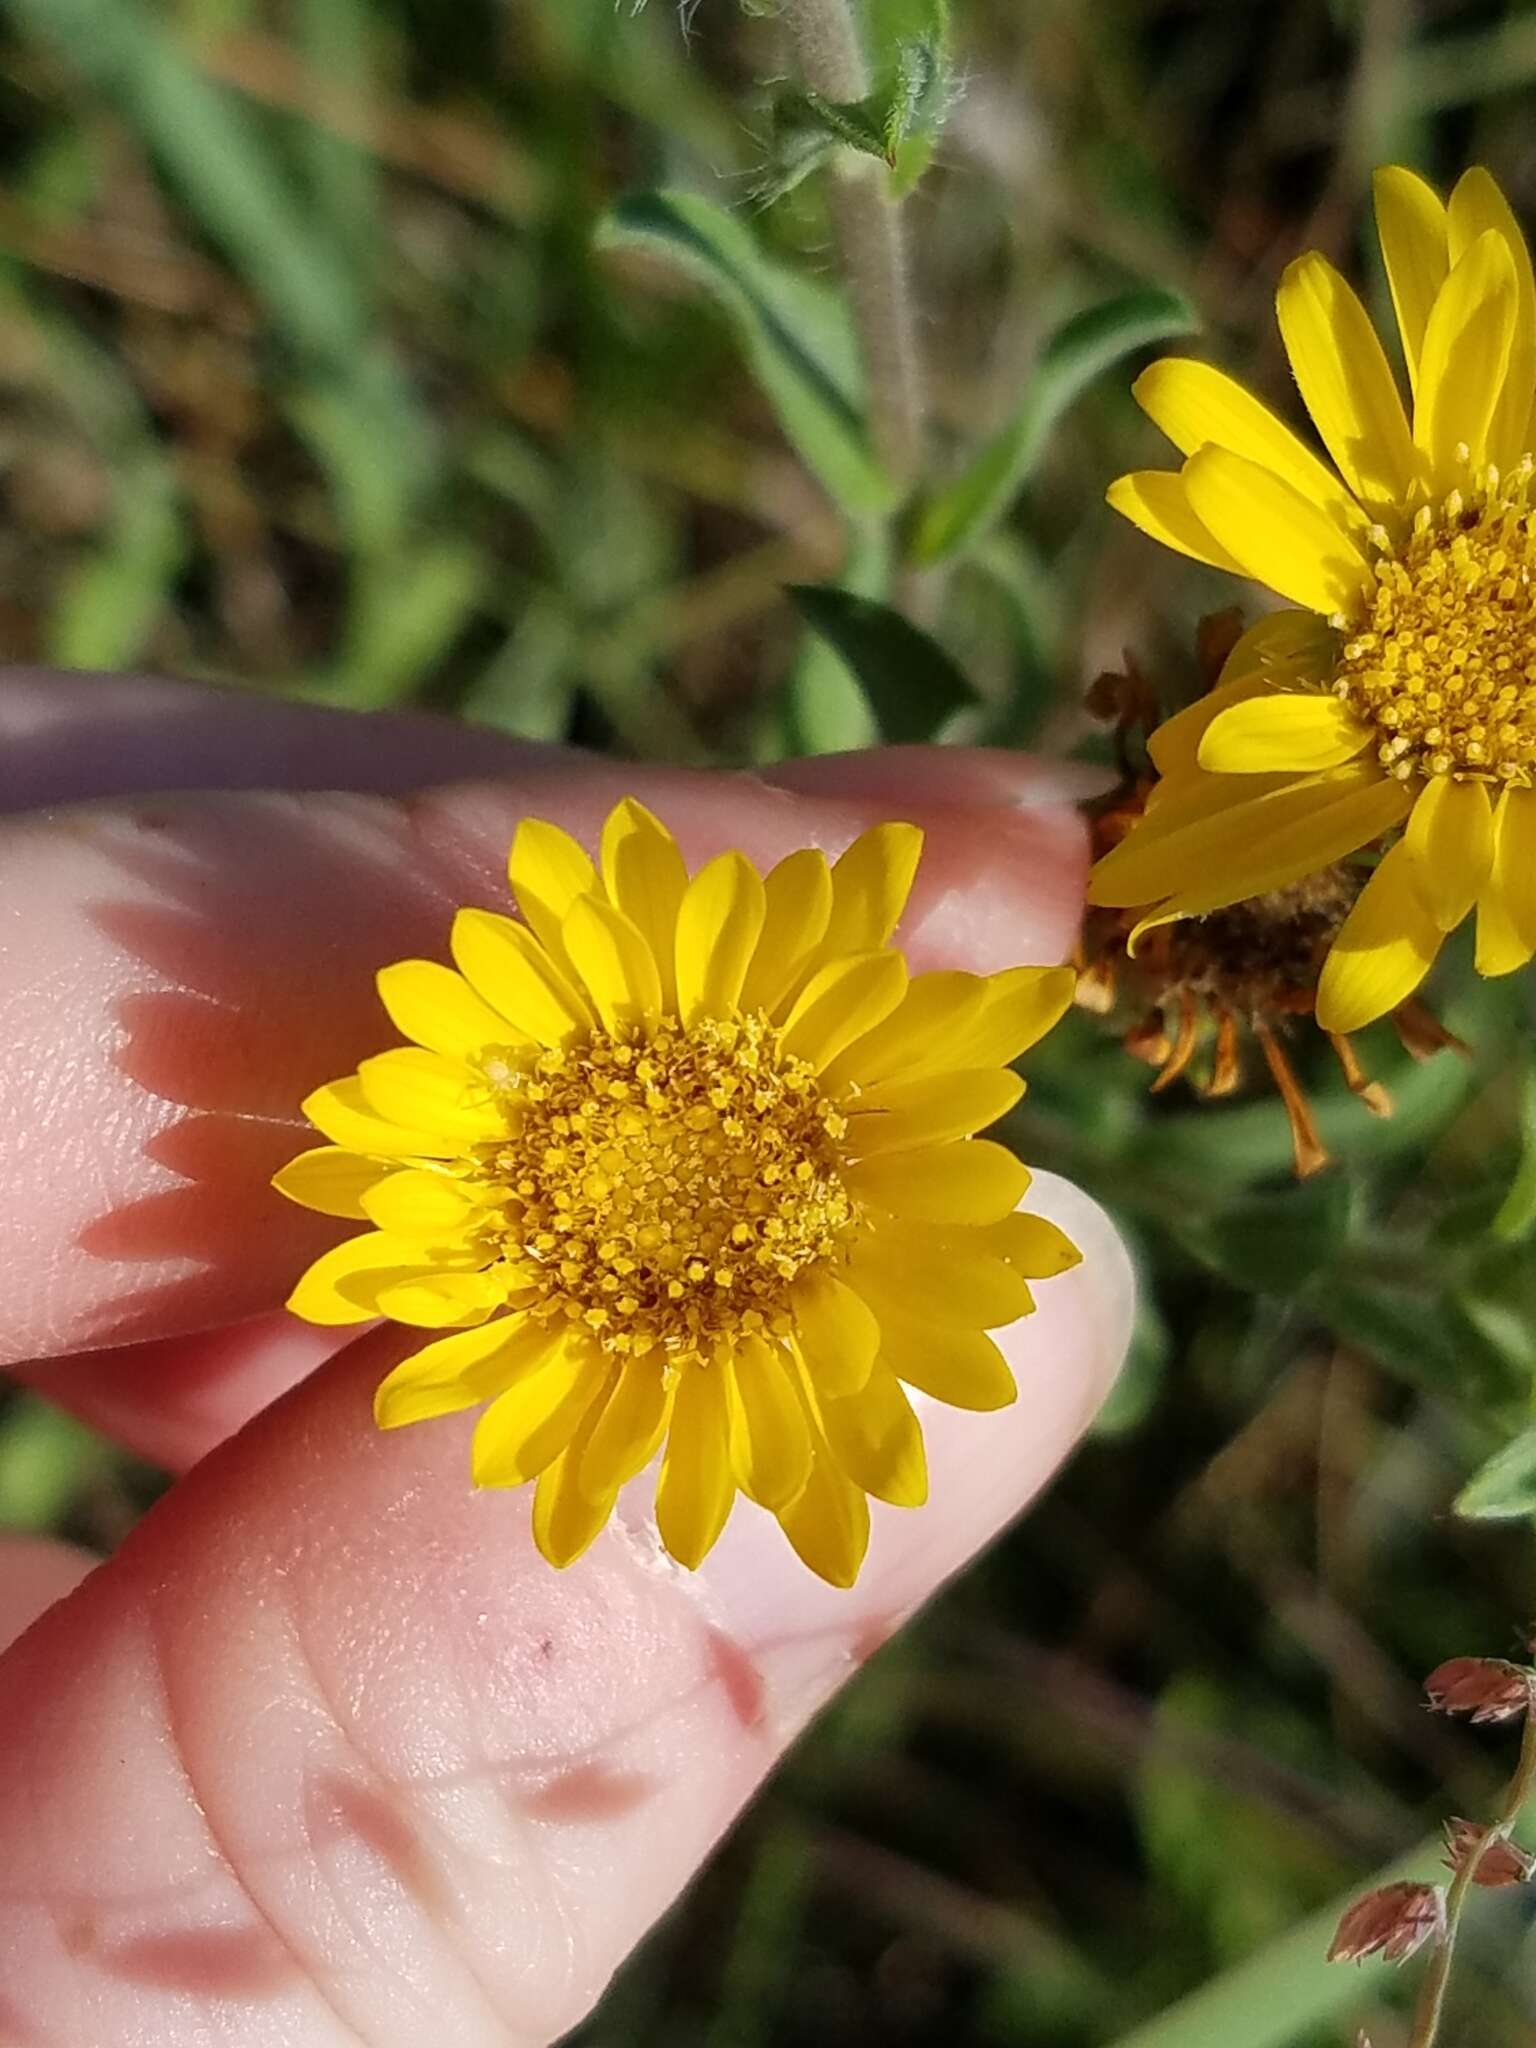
[{"left": 1093, "top": 165, "right": 1536, "bottom": 1030}]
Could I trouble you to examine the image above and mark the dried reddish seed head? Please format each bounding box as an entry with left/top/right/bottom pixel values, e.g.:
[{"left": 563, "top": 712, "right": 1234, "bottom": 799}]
[
  {"left": 1442, "top": 1817, "right": 1536, "bottom": 1887},
  {"left": 1423, "top": 1656, "right": 1536, "bottom": 1723},
  {"left": 1327, "top": 1881, "right": 1446, "bottom": 1965}
]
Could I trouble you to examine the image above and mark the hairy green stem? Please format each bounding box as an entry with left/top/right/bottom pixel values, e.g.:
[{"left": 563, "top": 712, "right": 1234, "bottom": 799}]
[
  {"left": 1407, "top": 1704, "right": 1536, "bottom": 2048},
  {"left": 780, "top": 0, "right": 926, "bottom": 489}
]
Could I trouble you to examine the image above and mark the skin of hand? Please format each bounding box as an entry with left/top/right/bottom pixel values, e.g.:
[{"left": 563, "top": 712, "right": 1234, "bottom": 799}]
[{"left": 0, "top": 669, "right": 1133, "bottom": 2048}]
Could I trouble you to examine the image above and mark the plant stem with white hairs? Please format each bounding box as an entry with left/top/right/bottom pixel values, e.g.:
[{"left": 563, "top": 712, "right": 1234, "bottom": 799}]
[{"left": 779, "top": 0, "right": 926, "bottom": 491}]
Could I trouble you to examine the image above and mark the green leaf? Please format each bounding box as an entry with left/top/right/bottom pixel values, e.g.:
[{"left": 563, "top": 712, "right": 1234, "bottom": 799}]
[
  {"left": 782, "top": 530, "right": 888, "bottom": 755},
  {"left": 909, "top": 286, "right": 1198, "bottom": 563},
  {"left": 1456, "top": 1423, "right": 1536, "bottom": 1520},
  {"left": 0, "top": 1397, "right": 113, "bottom": 1534},
  {"left": 1493, "top": 1060, "right": 1536, "bottom": 1241},
  {"left": 1174, "top": 1176, "right": 1352, "bottom": 1295},
  {"left": 773, "top": 88, "right": 890, "bottom": 163},
  {"left": 306, "top": 543, "right": 485, "bottom": 710},
  {"left": 1316, "top": 1276, "right": 1520, "bottom": 1410},
  {"left": 788, "top": 583, "right": 977, "bottom": 745},
  {"left": 47, "top": 454, "right": 186, "bottom": 670},
  {"left": 598, "top": 190, "right": 891, "bottom": 516},
  {"left": 10, "top": 0, "right": 365, "bottom": 364}
]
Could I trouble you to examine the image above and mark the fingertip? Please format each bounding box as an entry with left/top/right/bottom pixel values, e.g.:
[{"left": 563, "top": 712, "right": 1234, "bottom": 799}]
[{"left": 901, "top": 800, "right": 1091, "bottom": 971}]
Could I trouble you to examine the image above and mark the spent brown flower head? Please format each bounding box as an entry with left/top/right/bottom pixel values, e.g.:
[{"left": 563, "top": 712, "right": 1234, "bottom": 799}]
[
  {"left": 1441, "top": 1817, "right": 1536, "bottom": 1888},
  {"left": 1076, "top": 615, "right": 1462, "bottom": 1178},
  {"left": 1327, "top": 1881, "right": 1447, "bottom": 1965},
  {"left": 1423, "top": 1657, "right": 1536, "bottom": 1724}
]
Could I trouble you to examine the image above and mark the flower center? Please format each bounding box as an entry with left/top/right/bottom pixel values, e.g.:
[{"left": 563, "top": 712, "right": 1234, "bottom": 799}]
[
  {"left": 475, "top": 1013, "right": 853, "bottom": 1362},
  {"left": 1335, "top": 462, "right": 1536, "bottom": 784}
]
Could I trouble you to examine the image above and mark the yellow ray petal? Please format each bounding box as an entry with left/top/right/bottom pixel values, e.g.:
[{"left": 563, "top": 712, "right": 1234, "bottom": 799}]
[
  {"left": 376, "top": 960, "right": 519, "bottom": 1064},
  {"left": 942, "top": 966, "right": 1077, "bottom": 1070},
  {"left": 1134, "top": 357, "right": 1367, "bottom": 531},
  {"left": 1402, "top": 774, "right": 1494, "bottom": 931},
  {"left": 1091, "top": 765, "right": 1411, "bottom": 915},
  {"left": 533, "top": 1391, "right": 620, "bottom": 1569},
  {"left": 654, "top": 1362, "right": 734, "bottom": 1569},
  {"left": 1218, "top": 607, "right": 1342, "bottom": 682},
  {"left": 822, "top": 822, "right": 924, "bottom": 955},
  {"left": 779, "top": 951, "right": 908, "bottom": 1073},
  {"left": 1447, "top": 168, "right": 1536, "bottom": 474},
  {"left": 1181, "top": 446, "right": 1371, "bottom": 615},
  {"left": 739, "top": 847, "right": 833, "bottom": 1017},
  {"left": 1275, "top": 252, "right": 1418, "bottom": 513},
  {"left": 472, "top": 1337, "right": 604, "bottom": 1488},
  {"left": 1414, "top": 228, "right": 1517, "bottom": 489},
  {"left": 1106, "top": 469, "right": 1248, "bottom": 574},
  {"left": 776, "top": 1432, "right": 870, "bottom": 1588},
  {"left": 817, "top": 970, "right": 986, "bottom": 1096},
  {"left": 578, "top": 1355, "right": 672, "bottom": 1502},
  {"left": 374, "top": 1270, "right": 504, "bottom": 1328},
  {"left": 560, "top": 893, "right": 662, "bottom": 1035},
  {"left": 1198, "top": 692, "right": 1372, "bottom": 773},
  {"left": 450, "top": 907, "right": 594, "bottom": 1046},
  {"left": 356, "top": 1047, "right": 503, "bottom": 1144},
  {"left": 301, "top": 1075, "right": 455, "bottom": 1159},
  {"left": 874, "top": 1308, "right": 1017, "bottom": 1412},
  {"left": 819, "top": 1358, "right": 927, "bottom": 1507},
  {"left": 508, "top": 817, "right": 598, "bottom": 963},
  {"left": 845, "top": 1068, "right": 1023, "bottom": 1156},
  {"left": 286, "top": 1230, "right": 478, "bottom": 1326},
  {"left": 271, "top": 1146, "right": 392, "bottom": 1219},
  {"left": 360, "top": 1167, "right": 485, "bottom": 1238},
  {"left": 1374, "top": 165, "right": 1449, "bottom": 395},
  {"left": 790, "top": 1267, "right": 881, "bottom": 1398},
  {"left": 1315, "top": 842, "right": 1445, "bottom": 1032},
  {"left": 374, "top": 1315, "right": 556, "bottom": 1429},
  {"left": 1478, "top": 786, "right": 1536, "bottom": 974},
  {"left": 983, "top": 1210, "right": 1083, "bottom": 1279},
  {"left": 727, "top": 1336, "right": 812, "bottom": 1509},
  {"left": 1145, "top": 673, "right": 1275, "bottom": 781},
  {"left": 1090, "top": 772, "right": 1305, "bottom": 902},
  {"left": 845, "top": 1139, "right": 1030, "bottom": 1227},
  {"left": 1131, "top": 770, "right": 1416, "bottom": 932},
  {"left": 599, "top": 797, "right": 688, "bottom": 1012},
  {"left": 845, "top": 1227, "right": 1033, "bottom": 1330},
  {"left": 674, "top": 850, "right": 767, "bottom": 1023}
]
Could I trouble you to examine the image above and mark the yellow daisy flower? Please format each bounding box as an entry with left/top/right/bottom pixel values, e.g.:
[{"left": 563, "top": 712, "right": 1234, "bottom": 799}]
[
  {"left": 1090, "top": 164, "right": 1536, "bottom": 1032},
  {"left": 275, "top": 798, "right": 1078, "bottom": 1588}
]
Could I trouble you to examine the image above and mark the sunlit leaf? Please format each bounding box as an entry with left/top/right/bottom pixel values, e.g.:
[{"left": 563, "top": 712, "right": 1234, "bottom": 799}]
[
  {"left": 909, "top": 287, "right": 1198, "bottom": 562},
  {"left": 788, "top": 582, "right": 977, "bottom": 745},
  {"left": 598, "top": 189, "right": 891, "bottom": 516},
  {"left": 1456, "top": 1424, "right": 1536, "bottom": 1520}
]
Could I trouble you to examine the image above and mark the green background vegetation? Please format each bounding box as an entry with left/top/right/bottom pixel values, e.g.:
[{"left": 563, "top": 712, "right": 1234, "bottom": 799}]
[{"left": 4, "top": 0, "right": 1536, "bottom": 2040}]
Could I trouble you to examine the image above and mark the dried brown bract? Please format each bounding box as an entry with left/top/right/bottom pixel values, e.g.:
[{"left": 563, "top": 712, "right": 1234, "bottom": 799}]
[
  {"left": 1327, "top": 1881, "right": 1446, "bottom": 1965},
  {"left": 1441, "top": 1817, "right": 1536, "bottom": 1888},
  {"left": 1423, "top": 1656, "right": 1536, "bottom": 1724}
]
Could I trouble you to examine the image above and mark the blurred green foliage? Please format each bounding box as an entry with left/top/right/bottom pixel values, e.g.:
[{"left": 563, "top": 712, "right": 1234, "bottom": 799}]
[{"left": 5, "top": 0, "right": 1536, "bottom": 2042}]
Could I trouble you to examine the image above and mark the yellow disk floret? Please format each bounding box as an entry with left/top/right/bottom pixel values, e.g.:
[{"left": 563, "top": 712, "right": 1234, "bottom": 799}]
[
  {"left": 477, "top": 1014, "right": 853, "bottom": 1360},
  {"left": 1340, "top": 464, "right": 1536, "bottom": 784}
]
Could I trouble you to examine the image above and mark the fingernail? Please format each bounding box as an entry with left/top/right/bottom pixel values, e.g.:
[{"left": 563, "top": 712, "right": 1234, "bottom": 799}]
[{"left": 764, "top": 747, "right": 1112, "bottom": 811}]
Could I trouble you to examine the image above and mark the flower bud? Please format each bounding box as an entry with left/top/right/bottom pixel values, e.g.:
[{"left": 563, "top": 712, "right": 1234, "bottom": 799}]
[
  {"left": 1327, "top": 1881, "right": 1446, "bottom": 1965},
  {"left": 1423, "top": 1656, "right": 1534, "bottom": 1723}
]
